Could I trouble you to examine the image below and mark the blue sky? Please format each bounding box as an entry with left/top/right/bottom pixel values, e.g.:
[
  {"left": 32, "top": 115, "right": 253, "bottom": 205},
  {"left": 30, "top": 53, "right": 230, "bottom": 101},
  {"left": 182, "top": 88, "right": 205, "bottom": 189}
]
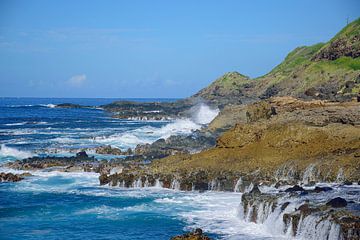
[{"left": 0, "top": 0, "right": 359, "bottom": 98}]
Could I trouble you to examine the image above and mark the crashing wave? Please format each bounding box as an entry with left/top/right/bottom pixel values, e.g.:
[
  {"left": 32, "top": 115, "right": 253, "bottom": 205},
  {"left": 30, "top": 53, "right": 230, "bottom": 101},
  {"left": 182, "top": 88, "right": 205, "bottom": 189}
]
[
  {"left": 0, "top": 144, "right": 33, "bottom": 160},
  {"left": 190, "top": 103, "right": 219, "bottom": 125}
]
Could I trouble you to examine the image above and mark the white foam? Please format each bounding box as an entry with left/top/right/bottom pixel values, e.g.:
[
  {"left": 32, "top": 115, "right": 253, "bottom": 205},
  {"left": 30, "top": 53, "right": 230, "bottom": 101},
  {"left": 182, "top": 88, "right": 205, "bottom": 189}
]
[
  {"left": 0, "top": 144, "right": 33, "bottom": 159},
  {"left": 51, "top": 137, "right": 76, "bottom": 144},
  {"left": 93, "top": 118, "right": 202, "bottom": 149},
  {"left": 4, "top": 122, "right": 28, "bottom": 126},
  {"left": 40, "top": 104, "right": 56, "bottom": 108}
]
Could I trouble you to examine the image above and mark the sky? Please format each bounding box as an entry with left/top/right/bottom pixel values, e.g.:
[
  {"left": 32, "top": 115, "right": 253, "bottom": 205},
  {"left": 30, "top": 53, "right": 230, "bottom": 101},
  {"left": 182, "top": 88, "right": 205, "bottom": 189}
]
[{"left": 0, "top": 0, "right": 359, "bottom": 98}]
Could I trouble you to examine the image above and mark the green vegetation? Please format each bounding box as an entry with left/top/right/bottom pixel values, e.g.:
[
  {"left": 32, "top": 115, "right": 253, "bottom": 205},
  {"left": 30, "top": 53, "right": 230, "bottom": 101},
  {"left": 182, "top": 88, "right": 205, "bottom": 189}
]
[
  {"left": 329, "top": 18, "right": 360, "bottom": 41},
  {"left": 267, "top": 43, "right": 325, "bottom": 75},
  {"left": 191, "top": 18, "right": 359, "bottom": 103}
]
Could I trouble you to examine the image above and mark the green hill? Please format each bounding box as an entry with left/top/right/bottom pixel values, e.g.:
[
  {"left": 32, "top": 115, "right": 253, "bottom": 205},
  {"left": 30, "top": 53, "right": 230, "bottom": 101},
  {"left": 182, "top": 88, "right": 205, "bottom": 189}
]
[{"left": 192, "top": 18, "right": 360, "bottom": 105}]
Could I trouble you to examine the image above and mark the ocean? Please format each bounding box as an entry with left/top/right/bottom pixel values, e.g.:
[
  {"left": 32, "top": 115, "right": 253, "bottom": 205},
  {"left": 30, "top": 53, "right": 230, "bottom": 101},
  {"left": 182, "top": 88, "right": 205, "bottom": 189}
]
[{"left": 0, "top": 98, "right": 296, "bottom": 239}]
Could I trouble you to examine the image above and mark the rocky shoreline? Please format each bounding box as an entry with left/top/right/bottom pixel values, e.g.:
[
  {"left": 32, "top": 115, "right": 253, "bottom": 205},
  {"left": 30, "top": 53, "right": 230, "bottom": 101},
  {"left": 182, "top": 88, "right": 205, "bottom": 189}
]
[
  {"left": 1, "top": 18, "right": 360, "bottom": 239},
  {"left": 2, "top": 95, "right": 360, "bottom": 239}
]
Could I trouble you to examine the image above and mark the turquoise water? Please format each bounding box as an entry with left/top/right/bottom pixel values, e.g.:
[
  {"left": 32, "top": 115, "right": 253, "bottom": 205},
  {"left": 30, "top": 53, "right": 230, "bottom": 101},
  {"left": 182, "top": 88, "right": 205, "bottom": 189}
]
[{"left": 0, "top": 98, "right": 279, "bottom": 240}]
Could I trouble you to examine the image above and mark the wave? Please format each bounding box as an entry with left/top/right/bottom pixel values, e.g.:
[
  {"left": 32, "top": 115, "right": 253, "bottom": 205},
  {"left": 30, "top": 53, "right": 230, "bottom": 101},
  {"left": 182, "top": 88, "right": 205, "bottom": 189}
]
[
  {"left": 151, "top": 118, "right": 201, "bottom": 138},
  {"left": 7, "top": 104, "right": 56, "bottom": 108},
  {"left": 51, "top": 137, "right": 77, "bottom": 144},
  {"left": 4, "top": 122, "right": 28, "bottom": 126},
  {"left": 0, "top": 144, "right": 33, "bottom": 160},
  {"left": 39, "top": 104, "right": 56, "bottom": 108},
  {"left": 93, "top": 118, "right": 202, "bottom": 149},
  {"left": 94, "top": 133, "right": 152, "bottom": 149}
]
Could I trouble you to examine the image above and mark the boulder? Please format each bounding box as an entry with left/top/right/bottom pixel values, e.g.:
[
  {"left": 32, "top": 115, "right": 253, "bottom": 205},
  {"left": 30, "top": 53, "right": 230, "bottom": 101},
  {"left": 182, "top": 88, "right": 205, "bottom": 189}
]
[
  {"left": 0, "top": 172, "right": 31, "bottom": 182},
  {"left": 171, "top": 228, "right": 211, "bottom": 240},
  {"left": 313, "top": 186, "right": 333, "bottom": 193},
  {"left": 95, "top": 145, "right": 122, "bottom": 155},
  {"left": 326, "top": 197, "right": 347, "bottom": 208},
  {"left": 285, "top": 185, "right": 305, "bottom": 192},
  {"left": 76, "top": 151, "right": 88, "bottom": 159}
]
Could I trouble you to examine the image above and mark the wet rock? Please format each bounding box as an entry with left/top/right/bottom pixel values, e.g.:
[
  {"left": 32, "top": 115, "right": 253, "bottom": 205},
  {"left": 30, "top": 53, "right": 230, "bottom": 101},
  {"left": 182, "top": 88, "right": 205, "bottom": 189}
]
[
  {"left": 313, "top": 186, "right": 333, "bottom": 193},
  {"left": 171, "top": 228, "right": 211, "bottom": 240},
  {"left": 76, "top": 151, "right": 88, "bottom": 159},
  {"left": 281, "top": 202, "right": 290, "bottom": 211},
  {"left": 326, "top": 197, "right": 348, "bottom": 208},
  {"left": 0, "top": 172, "right": 31, "bottom": 182},
  {"left": 55, "top": 103, "right": 85, "bottom": 109},
  {"left": 249, "top": 184, "right": 261, "bottom": 195},
  {"left": 4, "top": 153, "right": 97, "bottom": 172},
  {"left": 274, "top": 180, "right": 290, "bottom": 188},
  {"left": 343, "top": 180, "right": 353, "bottom": 185},
  {"left": 241, "top": 191, "right": 278, "bottom": 223},
  {"left": 102, "top": 99, "right": 191, "bottom": 120},
  {"left": 99, "top": 174, "right": 110, "bottom": 185},
  {"left": 285, "top": 185, "right": 305, "bottom": 192}
]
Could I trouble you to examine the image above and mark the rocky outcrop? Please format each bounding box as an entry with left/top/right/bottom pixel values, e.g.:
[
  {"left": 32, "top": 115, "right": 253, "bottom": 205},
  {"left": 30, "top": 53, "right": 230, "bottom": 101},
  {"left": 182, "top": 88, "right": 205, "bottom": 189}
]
[
  {"left": 313, "top": 18, "right": 360, "bottom": 61},
  {"left": 326, "top": 197, "right": 348, "bottom": 208},
  {"left": 99, "top": 169, "right": 242, "bottom": 191},
  {"left": 189, "top": 71, "right": 255, "bottom": 106},
  {"left": 55, "top": 103, "right": 86, "bottom": 109},
  {"left": 171, "top": 228, "right": 211, "bottom": 240},
  {"left": 239, "top": 187, "right": 360, "bottom": 239},
  {"left": 4, "top": 151, "right": 98, "bottom": 172},
  {"left": 101, "top": 100, "right": 194, "bottom": 120},
  {"left": 133, "top": 131, "right": 216, "bottom": 160},
  {"left": 0, "top": 172, "right": 32, "bottom": 182},
  {"left": 95, "top": 145, "right": 132, "bottom": 155},
  {"left": 150, "top": 97, "right": 360, "bottom": 183},
  {"left": 313, "top": 35, "right": 360, "bottom": 60}
]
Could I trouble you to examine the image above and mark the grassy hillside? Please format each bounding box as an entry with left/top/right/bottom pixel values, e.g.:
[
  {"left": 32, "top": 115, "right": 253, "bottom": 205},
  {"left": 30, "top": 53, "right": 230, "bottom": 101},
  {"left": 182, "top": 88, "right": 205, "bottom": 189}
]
[
  {"left": 191, "top": 18, "right": 360, "bottom": 104},
  {"left": 190, "top": 71, "right": 254, "bottom": 106}
]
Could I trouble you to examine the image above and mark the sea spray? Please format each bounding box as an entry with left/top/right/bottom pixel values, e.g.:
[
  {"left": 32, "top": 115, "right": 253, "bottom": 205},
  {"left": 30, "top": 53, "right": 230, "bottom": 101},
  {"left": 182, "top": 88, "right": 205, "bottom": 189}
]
[
  {"left": 234, "top": 177, "right": 243, "bottom": 192},
  {"left": 0, "top": 144, "right": 33, "bottom": 160},
  {"left": 190, "top": 103, "right": 219, "bottom": 125},
  {"left": 93, "top": 104, "right": 218, "bottom": 150}
]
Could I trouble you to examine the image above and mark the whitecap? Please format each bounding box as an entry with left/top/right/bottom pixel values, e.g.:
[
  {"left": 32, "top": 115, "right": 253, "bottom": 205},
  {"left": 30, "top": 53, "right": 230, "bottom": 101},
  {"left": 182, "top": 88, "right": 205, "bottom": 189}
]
[
  {"left": 0, "top": 144, "right": 33, "bottom": 159},
  {"left": 4, "top": 122, "right": 28, "bottom": 126},
  {"left": 40, "top": 104, "right": 56, "bottom": 108}
]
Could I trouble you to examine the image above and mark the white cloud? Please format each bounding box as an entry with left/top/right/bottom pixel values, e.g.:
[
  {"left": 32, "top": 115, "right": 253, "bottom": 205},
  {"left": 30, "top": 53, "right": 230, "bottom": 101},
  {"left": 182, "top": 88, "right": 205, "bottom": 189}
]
[{"left": 67, "top": 74, "right": 86, "bottom": 87}]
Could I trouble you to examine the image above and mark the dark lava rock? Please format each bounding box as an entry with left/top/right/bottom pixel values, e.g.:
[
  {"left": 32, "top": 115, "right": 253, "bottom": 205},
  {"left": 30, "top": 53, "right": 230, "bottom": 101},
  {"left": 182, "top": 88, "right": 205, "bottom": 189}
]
[
  {"left": 76, "top": 151, "right": 88, "bottom": 159},
  {"left": 313, "top": 186, "right": 333, "bottom": 193},
  {"left": 134, "top": 131, "right": 216, "bottom": 161},
  {"left": 281, "top": 202, "right": 290, "bottom": 211},
  {"left": 326, "top": 197, "right": 348, "bottom": 208},
  {"left": 249, "top": 184, "right": 261, "bottom": 195},
  {"left": 5, "top": 153, "right": 97, "bottom": 172},
  {"left": 343, "top": 180, "right": 353, "bottom": 185},
  {"left": 55, "top": 103, "right": 85, "bottom": 109},
  {"left": 171, "top": 228, "right": 211, "bottom": 240},
  {"left": 285, "top": 185, "right": 305, "bottom": 192},
  {"left": 99, "top": 174, "right": 110, "bottom": 185}
]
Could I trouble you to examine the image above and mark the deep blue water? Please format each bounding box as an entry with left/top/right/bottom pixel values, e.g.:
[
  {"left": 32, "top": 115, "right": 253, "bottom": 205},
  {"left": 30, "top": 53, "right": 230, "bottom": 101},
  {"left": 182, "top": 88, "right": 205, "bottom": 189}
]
[
  {"left": 0, "top": 98, "right": 278, "bottom": 240},
  {"left": 0, "top": 98, "right": 181, "bottom": 159}
]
